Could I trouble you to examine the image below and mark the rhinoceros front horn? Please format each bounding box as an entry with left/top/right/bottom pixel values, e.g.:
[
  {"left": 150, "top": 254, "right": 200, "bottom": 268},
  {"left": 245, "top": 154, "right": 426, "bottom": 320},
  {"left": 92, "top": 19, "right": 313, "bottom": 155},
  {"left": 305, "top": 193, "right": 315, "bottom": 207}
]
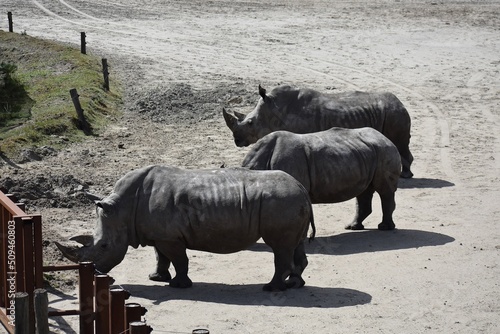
[
  {"left": 223, "top": 108, "right": 238, "bottom": 130},
  {"left": 54, "top": 241, "right": 82, "bottom": 263}
]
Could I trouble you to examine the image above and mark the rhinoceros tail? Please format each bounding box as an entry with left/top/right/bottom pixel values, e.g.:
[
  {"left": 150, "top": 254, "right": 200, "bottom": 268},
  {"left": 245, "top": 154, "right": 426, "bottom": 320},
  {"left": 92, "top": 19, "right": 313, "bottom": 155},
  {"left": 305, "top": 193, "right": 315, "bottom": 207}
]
[{"left": 308, "top": 201, "right": 316, "bottom": 243}]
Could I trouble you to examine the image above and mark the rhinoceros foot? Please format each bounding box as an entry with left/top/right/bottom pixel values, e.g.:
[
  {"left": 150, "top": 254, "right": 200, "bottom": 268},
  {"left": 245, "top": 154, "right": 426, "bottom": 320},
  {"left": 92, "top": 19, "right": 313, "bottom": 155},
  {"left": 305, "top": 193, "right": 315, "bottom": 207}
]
[
  {"left": 400, "top": 169, "right": 414, "bottom": 179},
  {"left": 345, "top": 222, "right": 364, "bottom": 230},
  {"left": 169, "top": 276, "right": 193, "bottom": 288},
  {"left": 262, "top": 281, "right": 287, "bottom": 292},
  {"left": 285, "top": 274, "right": 305, "bottom": 289},
  {"left": 149, "top": 271, "right": 172, "bottom": 282},
  {"left": 378, "top": 221, "right": 396, "bottom": 230}
]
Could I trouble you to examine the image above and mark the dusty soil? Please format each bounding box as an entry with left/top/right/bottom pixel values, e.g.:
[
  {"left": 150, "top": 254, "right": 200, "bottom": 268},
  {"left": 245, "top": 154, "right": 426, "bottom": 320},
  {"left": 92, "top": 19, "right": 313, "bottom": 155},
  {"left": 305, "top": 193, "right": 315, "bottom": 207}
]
[{"left": 1, "top": 0, "right": 500, "bottom": 333}]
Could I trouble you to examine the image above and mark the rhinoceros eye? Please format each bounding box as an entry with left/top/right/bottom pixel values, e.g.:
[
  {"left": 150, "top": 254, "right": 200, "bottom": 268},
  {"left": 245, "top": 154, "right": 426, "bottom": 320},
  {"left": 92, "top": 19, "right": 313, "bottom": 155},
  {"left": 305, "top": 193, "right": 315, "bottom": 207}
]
[{"left": 100, "top": 243, "right": 108, "bottom": 249}]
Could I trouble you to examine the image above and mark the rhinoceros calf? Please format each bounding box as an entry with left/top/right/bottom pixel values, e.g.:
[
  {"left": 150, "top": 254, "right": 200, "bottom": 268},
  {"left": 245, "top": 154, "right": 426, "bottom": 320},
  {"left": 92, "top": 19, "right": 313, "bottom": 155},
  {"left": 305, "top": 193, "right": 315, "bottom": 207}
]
[
  {"left": 56, "top": 165, "right": 315, "bottom": 291},
  {"left": 242, "top": 127, "right": 401, "bottom": 230},
  {"left": 224, "top": 85, "right": 413, "bottom": 178}
]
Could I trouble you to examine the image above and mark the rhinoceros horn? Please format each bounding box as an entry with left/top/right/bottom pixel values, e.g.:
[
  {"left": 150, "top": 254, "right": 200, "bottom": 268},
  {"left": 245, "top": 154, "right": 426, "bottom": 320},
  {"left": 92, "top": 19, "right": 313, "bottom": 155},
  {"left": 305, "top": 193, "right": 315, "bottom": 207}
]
[
  {"left": 55, "top": 234, "right": 94, "bottom": 263},
  {"left": 223, "top": 108, "right": 238, "bottom": 130},
  {"left": 70, "top": 234, "right": 94, "bottom": 247},
  {"left": 54, "top": 241, "right": 82, "bottom": 263}
]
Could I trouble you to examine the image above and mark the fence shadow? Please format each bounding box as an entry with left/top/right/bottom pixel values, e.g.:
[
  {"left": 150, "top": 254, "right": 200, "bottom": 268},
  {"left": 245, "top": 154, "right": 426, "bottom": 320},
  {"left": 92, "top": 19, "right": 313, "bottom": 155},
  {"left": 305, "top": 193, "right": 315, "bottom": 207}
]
[
  {"left": 398, "top": 177, "right": 454, "bottom": 189},
  {"left": 306, "top": 229, "right": 455, "bottom": 255},
  {"left": 122, "top": 282, "right": 371, "bottom": 309}
]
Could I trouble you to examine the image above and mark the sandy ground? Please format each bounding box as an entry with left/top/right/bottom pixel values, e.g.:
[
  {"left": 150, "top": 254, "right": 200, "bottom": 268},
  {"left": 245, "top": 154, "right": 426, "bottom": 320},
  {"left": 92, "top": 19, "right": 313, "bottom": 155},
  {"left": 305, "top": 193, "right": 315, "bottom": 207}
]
[{"left": 1, "top": 0, "right": 500, "bottom": 333}]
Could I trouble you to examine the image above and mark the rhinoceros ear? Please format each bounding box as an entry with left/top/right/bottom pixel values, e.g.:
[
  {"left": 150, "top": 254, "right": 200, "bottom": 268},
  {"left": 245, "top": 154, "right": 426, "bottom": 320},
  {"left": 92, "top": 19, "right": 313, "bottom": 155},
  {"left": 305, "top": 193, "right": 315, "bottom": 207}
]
[
  {"left": 259, "top": 85, "right": 267, "bottom": 100},
  {"left": 233, "top": 110, "right": 246, "bottom": 121},
  {"left": 84, "top": 192, "right": 103, "bottom": 203},
  {"left": 96, "top": 200, "right": 114, "bottom": 214}
]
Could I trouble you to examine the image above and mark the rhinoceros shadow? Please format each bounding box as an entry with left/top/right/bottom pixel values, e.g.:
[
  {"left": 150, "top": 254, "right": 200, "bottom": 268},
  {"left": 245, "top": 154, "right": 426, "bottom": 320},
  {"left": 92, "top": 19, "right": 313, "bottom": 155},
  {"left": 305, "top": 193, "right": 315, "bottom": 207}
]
[
  {"left": 397, "top": 177, "right": 454, "bottom": 189},
  {"left": 305, "top": 229, "right": 455, "bottom": 255},
  {"left": 121, "top": 282, "right": 371, "bottom": 308},
  {"left": 247, "top": 229, "right": 455, "bottom": 255}
]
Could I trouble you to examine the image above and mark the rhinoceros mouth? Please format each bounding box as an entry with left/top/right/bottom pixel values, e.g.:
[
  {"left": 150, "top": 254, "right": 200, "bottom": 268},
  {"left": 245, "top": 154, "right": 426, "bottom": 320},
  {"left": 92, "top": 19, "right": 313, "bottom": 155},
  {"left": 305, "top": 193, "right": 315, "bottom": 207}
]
[{"left": 234, "top": 138, "right": 249, "bottom": 147}]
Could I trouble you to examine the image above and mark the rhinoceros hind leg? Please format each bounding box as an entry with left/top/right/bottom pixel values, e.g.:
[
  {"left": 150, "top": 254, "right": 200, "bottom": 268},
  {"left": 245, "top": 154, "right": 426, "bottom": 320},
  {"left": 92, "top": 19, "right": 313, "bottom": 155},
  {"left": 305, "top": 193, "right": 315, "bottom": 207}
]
[
  {"left": 263, "top": 280, "right": 287, "bottom": 292},
  {"left": 400, "top": 168, "right": 414, "bottom": 179},
  {"left": 377, "top": 192, "right": 396, "bottom": 230},
  {"left": 399, "top": 146, "right": 414, "bottom": 178},
  {"left": 263, "top": 247, "right": 294, "bottom": 292},
  {"left": 169, "top": 276, "right": 193, "bottom": 288},
  {"left": 378, "top": 221, "right": 395, "bottom": 230},
  {"left": 285, "top": 273, "right": 305, "bottom": 289}
]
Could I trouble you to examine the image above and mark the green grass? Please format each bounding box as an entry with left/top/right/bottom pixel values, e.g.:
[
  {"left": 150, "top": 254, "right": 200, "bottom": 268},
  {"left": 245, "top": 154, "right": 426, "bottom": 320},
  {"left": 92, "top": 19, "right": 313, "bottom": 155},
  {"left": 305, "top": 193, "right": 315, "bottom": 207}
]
[{"left": 0, "top": 30, "right": 122, "bottom": 159}]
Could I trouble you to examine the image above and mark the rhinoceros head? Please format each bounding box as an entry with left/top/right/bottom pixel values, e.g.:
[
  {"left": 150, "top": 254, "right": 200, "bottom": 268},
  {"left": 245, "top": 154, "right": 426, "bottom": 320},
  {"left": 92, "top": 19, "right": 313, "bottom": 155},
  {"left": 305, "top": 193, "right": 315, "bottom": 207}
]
[
  {"left": 223, "top": 85, "right": 286, "bottom": 147},
  {"left": 56, "top": 195, "right": 129, "bottom": 273}
]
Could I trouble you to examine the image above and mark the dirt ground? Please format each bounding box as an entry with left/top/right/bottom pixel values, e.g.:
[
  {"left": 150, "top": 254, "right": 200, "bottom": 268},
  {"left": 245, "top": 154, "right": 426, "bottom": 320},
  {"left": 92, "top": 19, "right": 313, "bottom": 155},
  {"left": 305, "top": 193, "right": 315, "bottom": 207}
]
[{"left": 1, "top": 0, "right": 499, "bottom": 333}]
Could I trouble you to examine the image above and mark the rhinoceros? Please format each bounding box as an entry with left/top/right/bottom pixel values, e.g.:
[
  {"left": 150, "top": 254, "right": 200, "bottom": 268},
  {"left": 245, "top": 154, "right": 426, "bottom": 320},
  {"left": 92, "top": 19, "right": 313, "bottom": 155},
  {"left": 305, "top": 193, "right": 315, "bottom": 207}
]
[
  {"left": 242, "top": 127, "right": 401, "bottom": 230},
  {"left": 56, "top": 165, "right": 315, "bottom": 291},
  {"left": 223, "top": 85, "right": 413, "bottom": 178}
]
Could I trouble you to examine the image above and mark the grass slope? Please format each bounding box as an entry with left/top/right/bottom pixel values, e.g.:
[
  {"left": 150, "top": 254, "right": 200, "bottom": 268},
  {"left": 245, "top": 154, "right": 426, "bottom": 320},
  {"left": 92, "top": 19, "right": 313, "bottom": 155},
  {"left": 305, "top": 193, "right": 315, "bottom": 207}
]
[{"left": 0, "top": 30, "right": 122, "bottom": 160}]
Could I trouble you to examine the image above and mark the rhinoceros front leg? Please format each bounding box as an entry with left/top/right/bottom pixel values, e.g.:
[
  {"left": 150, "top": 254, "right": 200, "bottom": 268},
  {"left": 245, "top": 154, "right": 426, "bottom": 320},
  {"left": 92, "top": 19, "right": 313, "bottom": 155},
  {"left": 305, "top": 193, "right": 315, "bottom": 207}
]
[
  {"left": 377, "top": 192, "right": 396, "bottom": 230},
  {"left": 154, "top": 241, "right": 192, "bottom": 288},
  {"left": 149, "top": 246, "right": 172, "bottom": 282},
  {"left": 345, "top": 188, "right": 374, "bottom": 230}
]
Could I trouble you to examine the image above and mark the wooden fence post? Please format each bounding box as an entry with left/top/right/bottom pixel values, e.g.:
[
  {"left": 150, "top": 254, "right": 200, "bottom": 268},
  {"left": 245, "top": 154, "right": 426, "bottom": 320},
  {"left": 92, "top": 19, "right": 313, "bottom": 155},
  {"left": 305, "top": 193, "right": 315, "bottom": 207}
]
[
  {"left": 129, "top": 321, "right": 152, "bottom": 334},
  {"left": 94, "top": 274, "right": 111, "bottom": 334},
  {"left": 14, "top": 292, "right": 29, "bottom": 334},
  {"left": 69, "top": 88, "right": 91, "bottom": 134},
  {"left": 7, "top": 12, "right": 13, "bottom": 33},
  {"left": 109, "top": 287, "right": 130, "bottom": 334},
  {"left": 125, "top": 302, "right": 146, "bottom": 329},
  {"left": 80, "top": 32, "right": 86, "bottom": 54},
  {"left": 34, "top": 289, "right": 49, "bottom": 334},
  {"left": 79, "top": 262, "right": 95, "bottom": 334},
  {"left": 101, "top": 59, "right": 109, "bottom": 91}
]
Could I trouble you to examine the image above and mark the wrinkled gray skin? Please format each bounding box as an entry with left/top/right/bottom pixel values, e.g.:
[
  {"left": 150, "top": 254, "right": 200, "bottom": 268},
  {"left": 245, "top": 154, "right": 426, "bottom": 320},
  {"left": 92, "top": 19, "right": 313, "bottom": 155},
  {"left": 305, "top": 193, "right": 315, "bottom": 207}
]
[
  {"left": 56, "top": 165, "right": 315, "bottom": 291},
  {"left": 224, "top": 85, "right": 413, "bottom": 178},
  {"left": 242, "top": 127, "right": 401, "bottom": 230}
]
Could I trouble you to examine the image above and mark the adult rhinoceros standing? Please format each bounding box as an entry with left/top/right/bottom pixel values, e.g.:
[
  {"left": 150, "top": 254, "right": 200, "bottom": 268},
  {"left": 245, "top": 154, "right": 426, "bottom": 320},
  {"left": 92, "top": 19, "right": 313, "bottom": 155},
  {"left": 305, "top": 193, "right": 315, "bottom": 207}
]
[
  {"left": 223, "top": 85, "right": 413, "bottom": 178},
  {"left": 242, "top": 127, "right": 401, "bottom": 230},
  {"left": 56, "top": 165, "right": 315, "bottom": 291}
]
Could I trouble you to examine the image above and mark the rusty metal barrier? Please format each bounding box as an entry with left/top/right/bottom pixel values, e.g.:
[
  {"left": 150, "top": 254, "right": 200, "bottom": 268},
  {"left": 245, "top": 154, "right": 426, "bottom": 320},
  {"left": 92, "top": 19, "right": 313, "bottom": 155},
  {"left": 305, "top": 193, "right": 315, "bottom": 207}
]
[{"left": 0, "top": 190, "right": 151, "bottom": 333}]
